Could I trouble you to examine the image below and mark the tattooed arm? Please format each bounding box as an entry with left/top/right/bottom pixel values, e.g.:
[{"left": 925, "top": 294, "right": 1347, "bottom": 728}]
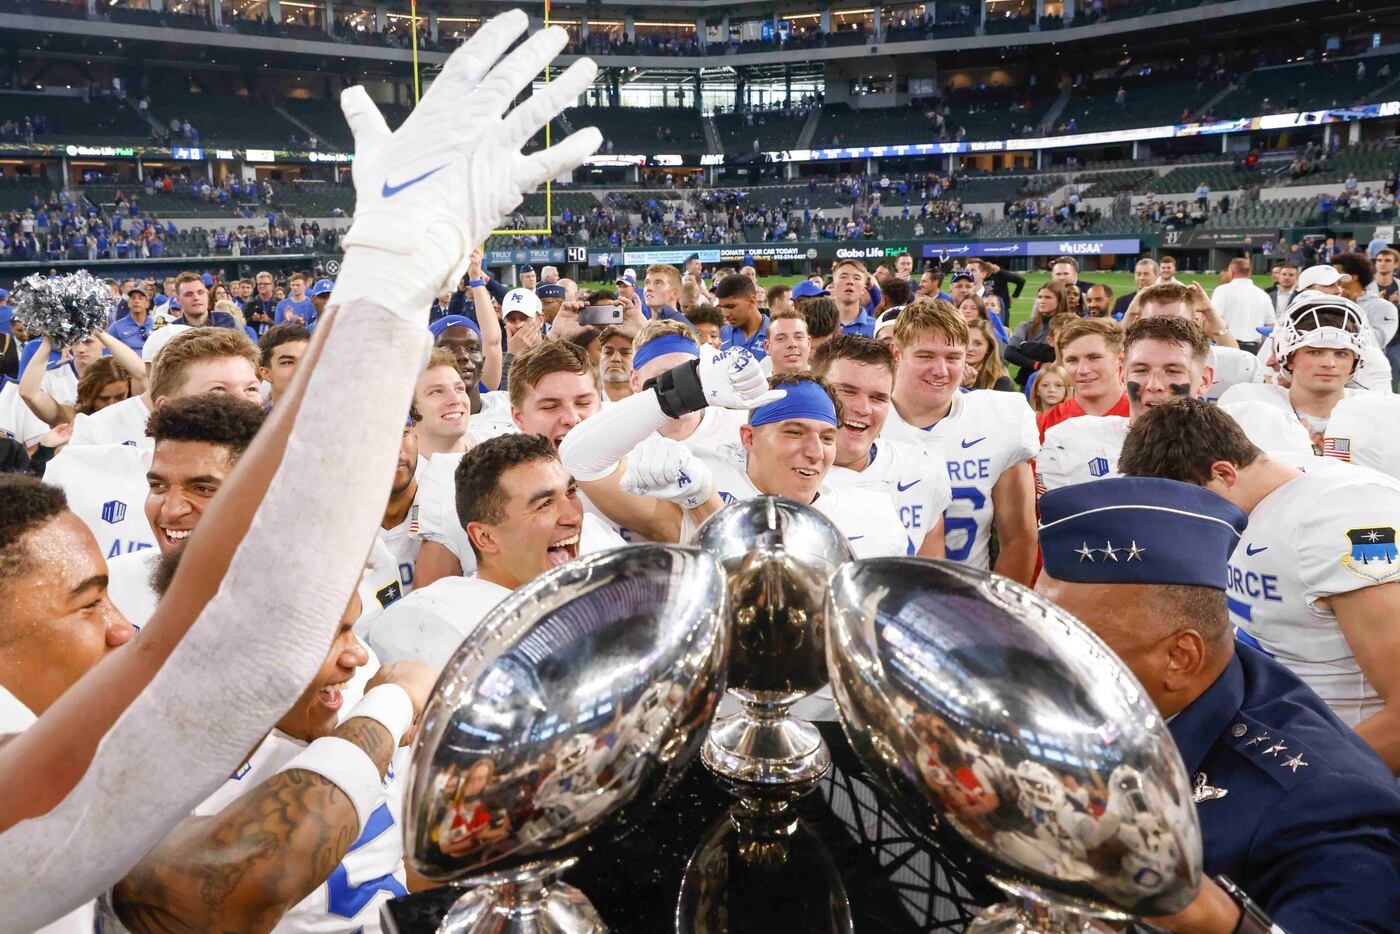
[{"left": 110, "top": 715, "right": 394, "bottom": 934}]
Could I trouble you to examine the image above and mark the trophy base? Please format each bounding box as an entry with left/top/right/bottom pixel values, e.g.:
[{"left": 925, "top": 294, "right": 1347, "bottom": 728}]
[
  {"left": 437, "top": 878, "right": 605, "bottom": 934},
  {"left": 702, "top": 707, "right": 832, "bottom": 799}
]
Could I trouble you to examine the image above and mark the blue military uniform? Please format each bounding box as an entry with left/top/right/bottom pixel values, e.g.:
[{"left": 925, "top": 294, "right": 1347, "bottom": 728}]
[
  {"left": 1170, "top": 641, "right": 1400, "bottom": 931},
  {"left": 1040, "top": 477, "right": 1400, "bottom": 931}
]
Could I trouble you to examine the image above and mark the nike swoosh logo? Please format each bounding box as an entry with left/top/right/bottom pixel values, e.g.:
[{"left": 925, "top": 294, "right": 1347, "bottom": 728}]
[
  {"left": 381, "top": 164, "right": 446, "bottom": 198},
  {"left": 961, "top": 437, "right": 986, "bottom": 448},
  {"left": 1245, "top": 544, "right": 1268, "bottom": 556},
  {"left": 847, "top": 535, "right": 865, "bottom": 541},
  {"left": 896, "top": 480, "right": 921, "bottom": 492}
]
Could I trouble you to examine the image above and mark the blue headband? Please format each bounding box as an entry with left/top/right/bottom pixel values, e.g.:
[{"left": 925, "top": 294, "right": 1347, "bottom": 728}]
[
  {"left": 749, "top": 379, "right": 837, "bottom": 429},
  {"left": 632, "top": 334, "right": 700, "bottom": 371},
  {"left": 429, "top": 315, "right": 480, "bottom": 338}
]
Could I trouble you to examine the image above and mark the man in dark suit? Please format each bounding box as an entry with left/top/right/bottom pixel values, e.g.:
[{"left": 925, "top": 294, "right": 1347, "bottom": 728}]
[
  {"left": 1112, "top": 257, "right": 1158, "bottom": 319},
  {"left": 1037, "top": 477, "right": 1400, "bottom": 933}
]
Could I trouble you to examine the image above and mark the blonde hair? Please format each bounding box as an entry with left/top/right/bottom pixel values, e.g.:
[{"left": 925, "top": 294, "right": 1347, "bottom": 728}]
[
  {"left": 214, "top": 299, "right": 247, "bottom": 332},
  {"left": 1056, "top": 315, "right": 1124, "bottom": 355},
  {"left": 632, "top": 319, "right": 699, "bottom": 355},
  {"left": 891, "top": 298, "right": 969, "bottom": 350},
  {"left": 1033, "top": 363, "right": 1072, "bottom": 412},
  {"left": 149, "top": 328, "right": 259, "bottom": 400}
]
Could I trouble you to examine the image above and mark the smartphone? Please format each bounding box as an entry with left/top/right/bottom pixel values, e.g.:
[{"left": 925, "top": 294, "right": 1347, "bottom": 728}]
[{"left": 579, "top": 304, "right": 624, "bottom": 326}]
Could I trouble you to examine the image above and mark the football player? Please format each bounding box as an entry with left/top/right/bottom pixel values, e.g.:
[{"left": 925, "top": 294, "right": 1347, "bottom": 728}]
[
  {"left": 881, "top": 299, "right": 1039, "bottom": 583},
  {"left": 1120, "top": 398, "right": 1400, "bottom": 772}
]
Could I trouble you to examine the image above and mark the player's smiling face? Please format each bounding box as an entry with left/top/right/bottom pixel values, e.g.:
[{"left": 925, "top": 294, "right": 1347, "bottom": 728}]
[
  {"left": 894, "top": 332, "right": 965, "bottom": 410},
  {"left": 767, "top": 319, "right": 810, "bottom": 374},
  {"left": 414, "top": 365, "right": 469, "bottom": 443},
  {"left": 513, "top": 371, "right": 600, "bottom": 448},
  {"left": 146, "top": 440, "right": 237, "bottom": 557},
  {"left": 277, "top": 593, "right": 368, "bottom": 742},
  {"left": 1061, "top": 334, "right": 1121, "bottom": 401},
  {"left": 474, "top": 458, "right": 584, "bottom": 580},
  {"left": 826, "top": 358, "right": 893, "bottom": 468},
  {"left": 742, "top": 418, "right": 836, "bottom": 503}
]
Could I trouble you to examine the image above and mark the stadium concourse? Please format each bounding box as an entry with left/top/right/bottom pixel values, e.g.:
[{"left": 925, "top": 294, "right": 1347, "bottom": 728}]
[{"left": 3, "top": 3, "right": 1400, "bottom": 934}]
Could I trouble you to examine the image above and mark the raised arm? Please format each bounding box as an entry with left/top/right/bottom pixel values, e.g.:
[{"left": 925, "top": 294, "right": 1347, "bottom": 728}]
[
  {"left": 468, "top": 250, "right": 504, "bottom": 392},
  {"left": 95, "top": 329, "right": 149, "bottom": 393},
  {"left": 17, "top": 336, "right": 71, "bottom": 428},
  {"left": 0, "top": 16, "right": 601, "bottom": 930}
]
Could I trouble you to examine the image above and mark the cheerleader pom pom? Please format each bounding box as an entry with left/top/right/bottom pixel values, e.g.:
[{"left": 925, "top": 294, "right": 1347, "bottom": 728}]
[{"left": 12, "top": 270, "right": 113, "bottom": 346}]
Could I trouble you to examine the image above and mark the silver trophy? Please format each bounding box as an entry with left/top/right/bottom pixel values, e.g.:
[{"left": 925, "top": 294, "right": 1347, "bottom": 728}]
[
  {"left": 696, "top": 497, "right": 853, "bottom": 798},
  {"left": 825, "top": 558, "right": 1202, "bottom": 932},
  {"left": 404, "top": 545, "right": 729, "bottom": 934}
]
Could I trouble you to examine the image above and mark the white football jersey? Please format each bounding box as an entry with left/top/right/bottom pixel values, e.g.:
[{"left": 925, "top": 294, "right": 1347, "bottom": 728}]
[
  {"left": 1322, "top": 392, "right": 1400, "bottom": 481},
  {"left": 0, "top": 375, "right": 50, "bottom": 446},
  {"left": 826, "top": 438, "right": 953, "bottom": 553},
  {"left": 1035, "top": 416, "right": 1129, "bottom": 493},
  {"left": 1218, "top": 401, "right": 1313, "bottom": 458},
  {"left": 360, "top": 575, "right": 512, "bottom": 671},
  {"left": 68, "top": 393, "right": 151, "bottom": 447},
  {"left": 43, "top": 442, "right": 157, "bottom": 559},
  {"left": 703, "top": 448, "right": 908, "bottom": 558},
  {"left": 416, "top": 452, "right": 626, "bottom": 567},
  {"left": 378, "top": 482, "right": 432, "bottom": 594},
  {"left": 107, "top": 548, "right": 160, "bottom": 630},
  {"left": 473, "top": 391, "right": 517, "bottom": 440},
  {"left": 1226, "top": 459, "right": 1400, "bottom": 726},
  {"left": 881, "top": 390, "right": 1039, "bottom": 570},
  {"left": 1204, "top": 346, "right": 1259, "bottom": 402},
  {"left": 0, "top": 690, "right": 98, "bottom": 934},
  {"left": 41, "top": 361, "right": 78, "bottom": 408}
]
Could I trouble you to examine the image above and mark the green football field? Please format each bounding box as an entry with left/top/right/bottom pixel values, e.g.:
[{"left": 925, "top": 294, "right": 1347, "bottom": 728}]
[{"left": 583, "top": 270, "right": 1276, "bottom": 330}]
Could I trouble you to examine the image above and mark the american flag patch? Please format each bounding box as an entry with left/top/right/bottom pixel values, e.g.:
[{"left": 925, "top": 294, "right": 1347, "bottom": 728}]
[
  {"left": 1322, "top": 437, "right": 1352, "bottom": 462},
  {"left": 408, "top": 504, "right": 420, "bottom": 534}
]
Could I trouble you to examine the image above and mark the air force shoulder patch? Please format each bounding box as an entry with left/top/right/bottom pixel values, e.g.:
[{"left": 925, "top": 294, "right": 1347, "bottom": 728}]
[{"left": 1342, "top": 527, "right": 1399, "bottom": 584}]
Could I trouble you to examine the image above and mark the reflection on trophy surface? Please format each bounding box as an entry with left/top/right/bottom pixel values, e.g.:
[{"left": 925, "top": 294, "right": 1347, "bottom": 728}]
[
  {"left": 676, "top": 799, "right": 854, "bottom": 934},
  {"left": 696, "top": 497, "right": 854, "bottom": 797},
  {"left": 404, "top": 545, "right": 729, "bottom": 933},
  {"left": 825, "top": 557, "right": 1202, "bottom": 932}
]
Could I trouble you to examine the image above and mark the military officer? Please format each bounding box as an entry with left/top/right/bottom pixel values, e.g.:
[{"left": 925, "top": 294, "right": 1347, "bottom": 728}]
[{"left": 1036, "top": 476, "right": 1400, "bottom": 933}]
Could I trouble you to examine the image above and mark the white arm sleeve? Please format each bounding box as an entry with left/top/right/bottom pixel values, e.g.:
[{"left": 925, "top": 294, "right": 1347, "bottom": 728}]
[
  {"left": 0, "top": 300, "right": 429, "bottom": 933},
  {"left": 558, "top": 388, "right": 672, "bottom": 481}
]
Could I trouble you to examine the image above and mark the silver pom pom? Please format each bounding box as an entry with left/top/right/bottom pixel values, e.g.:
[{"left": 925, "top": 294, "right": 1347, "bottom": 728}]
[{"left": 12, "top": 271, "right": 113, "bottom": 346}]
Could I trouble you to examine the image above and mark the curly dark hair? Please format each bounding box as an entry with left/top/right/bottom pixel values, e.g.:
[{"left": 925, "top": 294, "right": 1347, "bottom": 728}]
[
  {"left": 454, "top": 433, "right": 560, "bottom": 555},
  {"left": 145, "top": 394, "right": 266, "bottom": 457},
  {"left": 811, "top": 332, "right": 896, "bottom": 378},
  {"left": 0, "top": 475, "right": 68, "bottom": 591}
]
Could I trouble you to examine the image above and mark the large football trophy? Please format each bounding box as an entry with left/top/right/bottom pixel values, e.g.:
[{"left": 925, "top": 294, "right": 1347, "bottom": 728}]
[
  {"left": 405, "top": 545, "right": 730, "bottom": 933},
  {"left": 696, "top": 497, "right": 853, "bottom": 798},
  {"left": 826, "top": 558, "right": 1202, "bottom": 932}
]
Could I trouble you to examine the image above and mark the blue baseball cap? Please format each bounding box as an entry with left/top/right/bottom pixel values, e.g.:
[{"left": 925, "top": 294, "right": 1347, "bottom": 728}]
[
  {"left": 535, "top": 283, "right": 566, "bottom": 300},
  {"left": 950, "top": 270, "right": 976, "bottom": 283},
  {"left": 792, "top": 280, "right": 830, "bottom": 300},
  {"left": 0, "top": 288, "right": 9, "bottom": 303},
  {"left": 310, "top": 278, "right": 334, "bottom": 297},
  {"left": 615, "top": 273, "right": 636, "bottom": 287},
  {"left": 1038, "top": 477, "right": 1247, "bottom": 590},
  {"left": 429, "top": 314, "right": 481, "bottom": 338},
  {"left": 200, "top": 273, "right": 214, "bottom": 287},
  {"left": 518, "top": 264, "right": 535, "bottom": 275}
]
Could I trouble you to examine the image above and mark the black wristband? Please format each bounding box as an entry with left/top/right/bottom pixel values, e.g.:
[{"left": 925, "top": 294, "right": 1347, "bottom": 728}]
[
  {"left": 645, "top": 358, "right": 707, "bottom": 418},
  {"left": 1217, "top": 875, "right": 1277, "bottom": 934}
]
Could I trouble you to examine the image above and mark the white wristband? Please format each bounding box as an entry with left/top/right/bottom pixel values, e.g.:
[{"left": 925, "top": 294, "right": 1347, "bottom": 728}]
[
  {"left": 277, "top": 736, "right": 384, "bottom": 832},
  {"left": 346, "top": 683, "right": 415, "bottom": 746}
]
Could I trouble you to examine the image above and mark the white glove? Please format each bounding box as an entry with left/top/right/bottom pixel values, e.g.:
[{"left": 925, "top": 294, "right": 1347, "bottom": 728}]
[
  {"left": 698, "top": 346, "right": 787, "bottom": 410},
  {"left": 621, "top": 436, "right": 715, "bottom": 510},
  {"left": 331, "top": 10, "right": 602, "bottom": 322}
]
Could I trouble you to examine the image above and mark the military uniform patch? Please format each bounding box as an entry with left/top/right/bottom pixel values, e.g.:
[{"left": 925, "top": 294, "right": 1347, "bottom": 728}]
[{"left": 1341, "top": 527, "right": 1399, "bottom": 584}]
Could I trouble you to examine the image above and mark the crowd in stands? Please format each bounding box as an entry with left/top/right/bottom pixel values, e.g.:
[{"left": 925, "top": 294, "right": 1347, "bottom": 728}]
[{"left": 0, "top": 185, "right": 343, "bottom": 261}]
